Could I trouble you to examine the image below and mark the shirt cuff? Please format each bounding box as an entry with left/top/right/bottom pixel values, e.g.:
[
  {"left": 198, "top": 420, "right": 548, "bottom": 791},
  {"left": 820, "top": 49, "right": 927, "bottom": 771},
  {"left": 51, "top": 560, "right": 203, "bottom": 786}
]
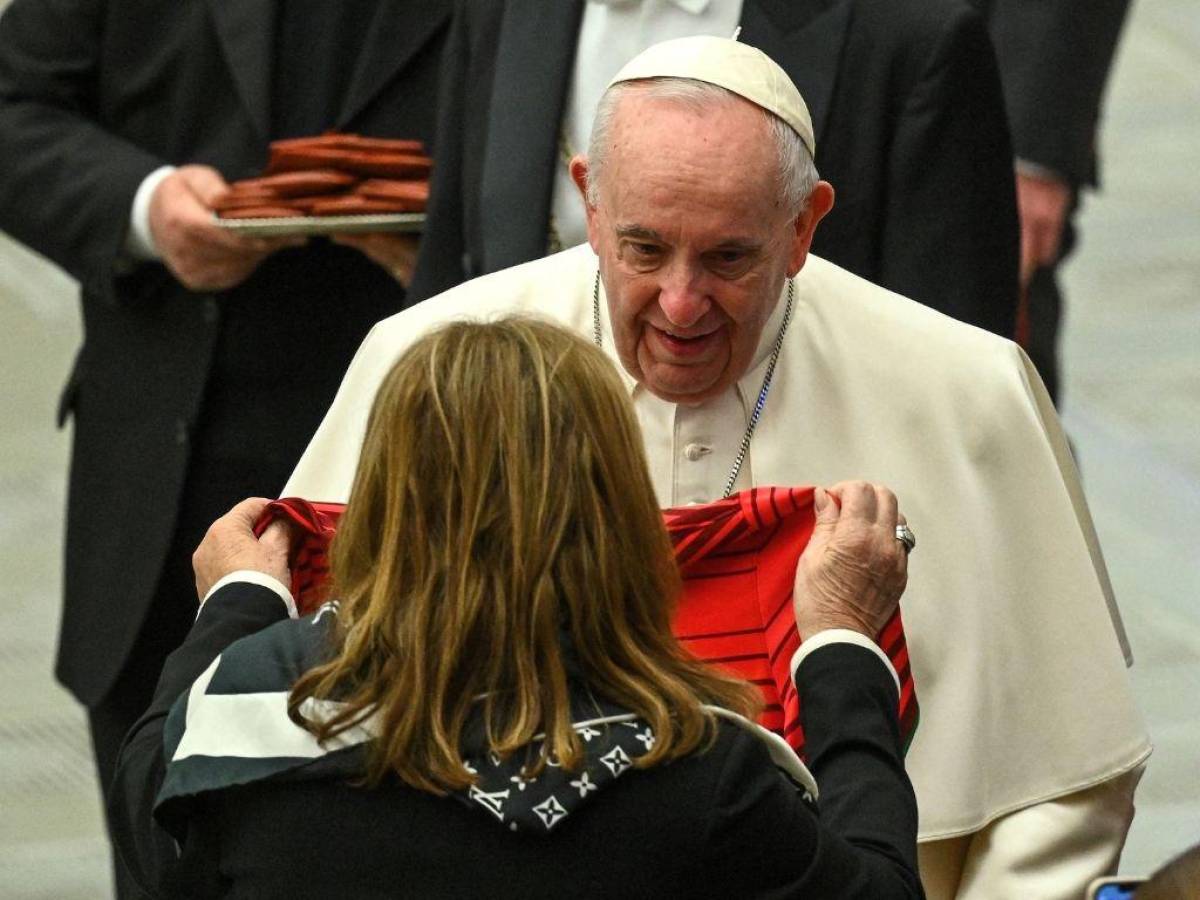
[
  {"left": 1015, "top": 157, "right": 1067, "bottom": 184},
  {"left": 790, "top": 629, "right": 900, "bottom": 696},
  {"left": 199, "top": 570, "right": 297, "bottom": 619},
  {"left": 124, "top": 165, "right": 176, "bottom": 260}
]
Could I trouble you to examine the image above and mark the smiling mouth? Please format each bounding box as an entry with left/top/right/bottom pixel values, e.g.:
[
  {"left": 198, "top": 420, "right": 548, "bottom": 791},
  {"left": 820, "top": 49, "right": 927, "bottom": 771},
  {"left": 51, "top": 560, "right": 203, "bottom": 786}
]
[{"left": 650, "top": 325, "right": 719, "bottom": 356}]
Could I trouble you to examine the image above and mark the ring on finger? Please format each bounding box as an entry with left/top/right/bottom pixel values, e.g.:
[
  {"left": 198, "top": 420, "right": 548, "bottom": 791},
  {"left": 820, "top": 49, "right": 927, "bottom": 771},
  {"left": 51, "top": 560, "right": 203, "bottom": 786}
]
[{"left": 895, "top": 523, "right": 916, "bottom": 554}]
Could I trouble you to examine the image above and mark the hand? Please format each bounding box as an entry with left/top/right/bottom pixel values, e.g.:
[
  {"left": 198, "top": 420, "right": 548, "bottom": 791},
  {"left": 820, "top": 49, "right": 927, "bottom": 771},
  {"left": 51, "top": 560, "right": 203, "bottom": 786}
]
[
  {"left": 332, "top": 232, "right": 420, "bottom": 287},
  {"left": 1016, "top": 171, "right": 1072, "bottom": 290},
  {"left": 192, "top": 498, "right": 292, "bottom": 600},
  {"left": 149, "top": 164, "right": 306, "bottom": 291},
  {"left": 793, "top": 482, "right": 910, "bottom": 639}
]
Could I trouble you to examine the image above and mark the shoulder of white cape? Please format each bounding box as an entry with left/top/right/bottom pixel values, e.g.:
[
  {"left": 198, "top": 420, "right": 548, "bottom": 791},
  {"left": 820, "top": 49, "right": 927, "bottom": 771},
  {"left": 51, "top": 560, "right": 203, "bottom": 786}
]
[
  {"left": 285, "top": 242, "right": 1030, "bottom": 504},
  {"left": 363, "top": 243, "right": 1017, "bottom": 384}
]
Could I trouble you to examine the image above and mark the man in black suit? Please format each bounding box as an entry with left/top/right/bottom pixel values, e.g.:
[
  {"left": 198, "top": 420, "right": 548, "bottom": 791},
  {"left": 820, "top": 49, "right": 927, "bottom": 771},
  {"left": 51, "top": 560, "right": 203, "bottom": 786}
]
[
  {"left": 410, "top": 0, "right": 1019, "bottom": 340},
  {"left": 983, "top": 0, "right": 1131, "bottom": 402},
  {"left": 0, "top": 1, "right": 449, "bottom": 894}
]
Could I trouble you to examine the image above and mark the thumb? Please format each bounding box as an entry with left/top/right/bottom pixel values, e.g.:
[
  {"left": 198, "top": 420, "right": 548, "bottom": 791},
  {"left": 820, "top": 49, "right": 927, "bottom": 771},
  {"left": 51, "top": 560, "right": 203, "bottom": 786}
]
[
  {"left": 227, "top": 496, "right": 271, "bottom": 530},
  {"left": 811, "top": 486, "right": 839, "bottom": 540},
  {"left": 177, "top": 164, "right": 231, "bottom": 207},
  {"left": 260, "top": 519, "right": 294, "bottom": 557}
]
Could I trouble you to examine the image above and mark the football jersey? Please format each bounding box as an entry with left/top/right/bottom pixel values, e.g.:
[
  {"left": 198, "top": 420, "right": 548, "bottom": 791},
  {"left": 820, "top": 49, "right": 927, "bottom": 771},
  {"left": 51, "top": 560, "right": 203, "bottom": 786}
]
[{"left": 254, "top": 486, "right": 918, "bottom": 758}]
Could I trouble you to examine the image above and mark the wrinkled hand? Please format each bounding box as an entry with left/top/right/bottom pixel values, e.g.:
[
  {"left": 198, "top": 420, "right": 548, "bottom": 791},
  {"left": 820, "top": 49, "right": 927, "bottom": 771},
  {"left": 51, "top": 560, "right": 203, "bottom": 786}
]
[
  {"left": 793, "top": 482, "right": 910, "bottom": 639},
  {"left": 332, "top": 232, "right": 420, "bottom": 287},
  {"left": 192, "top": 498, "right": 292, "bottom": 600},
  {"left": 1016, "top": 171, "right": 1072, "bottom": 290},
  {"left": 149, "top": 165, "right": 305, "bottom": 291}
]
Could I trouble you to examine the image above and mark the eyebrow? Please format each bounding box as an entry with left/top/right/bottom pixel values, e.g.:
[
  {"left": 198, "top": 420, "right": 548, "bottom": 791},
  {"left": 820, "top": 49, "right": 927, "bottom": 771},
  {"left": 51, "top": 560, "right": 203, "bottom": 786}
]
[
  {"left": 615, "top": 225, "right": 663, "bottom": 241},
  {"left": 614, "top": 225, "right": 763, "bottom": 253}
]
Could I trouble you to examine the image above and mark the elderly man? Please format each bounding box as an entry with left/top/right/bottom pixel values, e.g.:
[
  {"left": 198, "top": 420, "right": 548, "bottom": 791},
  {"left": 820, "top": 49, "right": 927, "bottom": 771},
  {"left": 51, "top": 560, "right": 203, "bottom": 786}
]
[{"left": 284, "top": 38, "right": 1149, "bottom": 899}]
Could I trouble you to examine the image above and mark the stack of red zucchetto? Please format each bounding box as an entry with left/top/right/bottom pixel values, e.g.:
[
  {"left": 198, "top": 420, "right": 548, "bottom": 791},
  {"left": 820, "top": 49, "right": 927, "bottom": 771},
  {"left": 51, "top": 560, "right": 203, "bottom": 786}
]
[{"left": 214, "top": 133, "right": 431, "bottom": 219}]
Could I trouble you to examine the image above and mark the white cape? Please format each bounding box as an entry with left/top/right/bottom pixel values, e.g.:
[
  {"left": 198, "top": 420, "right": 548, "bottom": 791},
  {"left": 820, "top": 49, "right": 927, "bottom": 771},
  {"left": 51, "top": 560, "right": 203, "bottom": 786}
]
[{"left": 285, "top": 244, "right": 1150, "bottom": 839}]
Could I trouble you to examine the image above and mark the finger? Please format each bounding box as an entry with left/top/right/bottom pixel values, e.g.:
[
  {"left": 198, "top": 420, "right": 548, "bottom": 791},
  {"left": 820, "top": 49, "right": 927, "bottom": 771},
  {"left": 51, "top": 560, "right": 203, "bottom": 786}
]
[
  {"left": 177, "top": 164, "right": 232, "bottom": 207},
  {"left": 874, "top": 484, "right": 898, "bottom": 529},
  {"left": 893, "top": 535, "right": 910, "bottom": 587},
  {"left": 1019, "top": 224, "right": 1038, "bottom": 288},
  {"left": 812, "top": 486, "right": 839, "bottom": 524},
  {"left": 224, "top": 496, "right": 272, "bottom": 528},
  {"left": 260, "top": 519, "right": 294, "bottom": 557},
  {"left": 1036, "top": 222, "right": 1063, "bottom": 267},
  {"left": 837, "top": 480, "right": 877, "bottom": 523}
]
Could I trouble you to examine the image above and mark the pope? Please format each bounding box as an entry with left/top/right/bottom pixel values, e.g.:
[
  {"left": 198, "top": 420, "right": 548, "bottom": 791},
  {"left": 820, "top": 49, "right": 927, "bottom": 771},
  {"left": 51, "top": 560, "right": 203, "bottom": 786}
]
[{"left": 283, "top": 36, "right": 1149, "bottom": 899}]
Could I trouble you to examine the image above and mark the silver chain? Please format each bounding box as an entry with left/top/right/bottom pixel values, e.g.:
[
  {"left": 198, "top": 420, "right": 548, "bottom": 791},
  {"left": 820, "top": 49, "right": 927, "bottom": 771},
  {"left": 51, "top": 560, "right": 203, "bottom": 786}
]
[{"left": 592, "top": 271, "right": 794, "bottom": 498}]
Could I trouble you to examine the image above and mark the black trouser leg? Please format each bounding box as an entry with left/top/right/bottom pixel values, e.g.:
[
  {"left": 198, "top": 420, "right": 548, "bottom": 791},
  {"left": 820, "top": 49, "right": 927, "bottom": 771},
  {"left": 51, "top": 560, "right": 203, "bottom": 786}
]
[{"left": 87, "top": 447, "right": 295, "bottom": 898}]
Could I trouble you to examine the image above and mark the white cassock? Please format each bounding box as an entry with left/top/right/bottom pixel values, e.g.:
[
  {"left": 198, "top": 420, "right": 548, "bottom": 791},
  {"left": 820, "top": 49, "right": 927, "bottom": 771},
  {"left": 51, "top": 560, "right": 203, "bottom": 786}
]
[{"left": 285, "top": 244, "right": 1150, "bottom": 898}]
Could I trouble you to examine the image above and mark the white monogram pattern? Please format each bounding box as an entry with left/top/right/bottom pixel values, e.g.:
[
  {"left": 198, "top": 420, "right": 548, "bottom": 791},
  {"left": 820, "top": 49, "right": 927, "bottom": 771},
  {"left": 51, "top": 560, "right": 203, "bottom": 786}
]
[
  {"left": 468, "top": 785, "right": 511, "bottom": 822},
  {"left": 569, "top": 771, "right": 598, "bottom": 797},
  {"left": 600, "top": 745, "right": 633, "bottom": 777},
  {"left": 450, "top": 713, "right": 668, "bottom": 831},
  {"left": 532, "top": 795, "right": 569, "bottom": 829}
]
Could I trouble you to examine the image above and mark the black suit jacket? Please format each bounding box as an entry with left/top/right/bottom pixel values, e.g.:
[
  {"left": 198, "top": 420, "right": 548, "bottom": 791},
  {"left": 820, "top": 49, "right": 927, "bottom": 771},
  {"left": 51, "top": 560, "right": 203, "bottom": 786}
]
[
  {"left": 410, "top": 0, "right": 1018, "bottom": 339},
  {"left": 0, "top": 0, "right": 449, "bottom": 705},
  {"left": 983, "top": 0, "right": 1130, "bottom": 187},
  {"left": 111, "top": 581, "right": 922, "bottom": 899}
]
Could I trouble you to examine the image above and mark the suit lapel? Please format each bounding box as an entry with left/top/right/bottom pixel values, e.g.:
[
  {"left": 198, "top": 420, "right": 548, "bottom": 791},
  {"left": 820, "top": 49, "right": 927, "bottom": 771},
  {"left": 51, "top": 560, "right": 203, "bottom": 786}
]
[
  {"left": 480, "top": 0, "right": 585, "bottom": 272},
  {"left": 738, "top": 0, "right": 853, "bottom": 152},
  {"left": 206, "top": 0, "right": 275, "bottom": 141},
  {"left": 335, "top": 0, "right": 451, "bottom": 130}
]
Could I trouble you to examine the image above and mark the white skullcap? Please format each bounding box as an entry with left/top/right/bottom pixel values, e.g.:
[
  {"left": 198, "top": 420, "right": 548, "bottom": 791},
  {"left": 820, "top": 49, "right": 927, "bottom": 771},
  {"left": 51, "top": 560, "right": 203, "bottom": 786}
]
[{"left": 607, "top": 35, "right": 815, "bottom": 157}]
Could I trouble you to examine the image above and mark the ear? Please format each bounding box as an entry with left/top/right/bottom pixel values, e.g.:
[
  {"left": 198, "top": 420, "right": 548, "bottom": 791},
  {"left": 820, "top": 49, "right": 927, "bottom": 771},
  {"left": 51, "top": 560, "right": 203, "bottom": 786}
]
[
  {"left": 786, "top": 181, "right": 835, "bottom": 277},
  {"left": 569, "top": 155, "right": 602, "bottom": 253}
]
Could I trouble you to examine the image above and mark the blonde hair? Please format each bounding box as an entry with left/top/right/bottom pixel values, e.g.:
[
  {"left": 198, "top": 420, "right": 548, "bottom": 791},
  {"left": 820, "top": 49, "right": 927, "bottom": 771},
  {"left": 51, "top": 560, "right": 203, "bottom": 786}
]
[{"left": 289, "top": 318, "right": 759, "bottom": 793}]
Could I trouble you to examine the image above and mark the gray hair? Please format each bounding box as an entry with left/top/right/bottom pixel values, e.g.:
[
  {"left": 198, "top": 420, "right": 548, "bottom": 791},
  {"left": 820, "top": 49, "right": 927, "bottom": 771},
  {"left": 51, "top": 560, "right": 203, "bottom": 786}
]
[{"left": 585, "top": 77, "right": 819, "bottom": 217}]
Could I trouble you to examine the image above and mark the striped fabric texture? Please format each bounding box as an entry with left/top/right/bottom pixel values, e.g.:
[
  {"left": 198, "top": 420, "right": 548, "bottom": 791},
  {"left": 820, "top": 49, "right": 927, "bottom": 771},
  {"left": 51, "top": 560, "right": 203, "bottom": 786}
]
[{"left": 255, "top": 487, "right": 918, "bottom": 759}]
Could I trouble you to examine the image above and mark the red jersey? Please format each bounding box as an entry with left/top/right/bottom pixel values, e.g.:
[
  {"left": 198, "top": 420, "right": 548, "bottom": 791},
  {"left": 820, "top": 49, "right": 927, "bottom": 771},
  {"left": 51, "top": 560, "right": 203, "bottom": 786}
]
[{"left": 255, "top": 487, "right": 917, "bottom": 758}]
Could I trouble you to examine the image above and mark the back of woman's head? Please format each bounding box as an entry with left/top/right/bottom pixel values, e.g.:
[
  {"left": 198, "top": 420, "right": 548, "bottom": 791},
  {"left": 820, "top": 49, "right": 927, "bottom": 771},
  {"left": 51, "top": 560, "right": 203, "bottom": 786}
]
[{"left": 290, "top": 318, "right": 758, "bottom": 792}]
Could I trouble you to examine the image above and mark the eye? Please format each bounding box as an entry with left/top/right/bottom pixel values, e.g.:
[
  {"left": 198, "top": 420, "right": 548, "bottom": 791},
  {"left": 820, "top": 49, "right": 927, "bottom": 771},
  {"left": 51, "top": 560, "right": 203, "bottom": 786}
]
[
  {"left": 631, "top": 242, "right": 660, "bottom": 257},
  {"left": 704, "top": 249, "right": 752, "bottom": 275}
]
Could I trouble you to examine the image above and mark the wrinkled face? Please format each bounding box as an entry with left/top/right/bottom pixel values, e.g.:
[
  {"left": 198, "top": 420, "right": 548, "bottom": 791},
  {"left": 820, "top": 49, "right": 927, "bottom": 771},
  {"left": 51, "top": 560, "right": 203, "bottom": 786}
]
[{"left": 579, "top": 93, "right": 820, "bottom": 404}]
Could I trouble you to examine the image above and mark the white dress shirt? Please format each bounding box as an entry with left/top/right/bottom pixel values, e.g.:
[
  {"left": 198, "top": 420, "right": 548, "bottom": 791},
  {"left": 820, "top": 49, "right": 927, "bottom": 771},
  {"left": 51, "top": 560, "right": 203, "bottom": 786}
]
[
  {"left": 611, "top": 271, "right": 788, "bottom": 507},
  {"left": 125, "top": 164, "right": 175, "bottom": 260},
  {"left": 549, "top": 0, "right": 742, "bottom": 249}
]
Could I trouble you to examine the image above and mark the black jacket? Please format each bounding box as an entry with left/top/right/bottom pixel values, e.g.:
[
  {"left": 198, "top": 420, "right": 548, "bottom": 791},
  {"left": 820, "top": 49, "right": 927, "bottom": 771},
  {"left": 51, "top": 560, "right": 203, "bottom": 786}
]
[
  {"left": 0, "top": 0, "right": 450, "bottom": 705},
  {"left": 983, "top": 0, "right": 1130, "bottom": 187},
  {"left": 111, "top": 581, "right": 922, "bottom": 898},
  {"left": 410, "top": 0, "right": 1019, "bottom": 339}
]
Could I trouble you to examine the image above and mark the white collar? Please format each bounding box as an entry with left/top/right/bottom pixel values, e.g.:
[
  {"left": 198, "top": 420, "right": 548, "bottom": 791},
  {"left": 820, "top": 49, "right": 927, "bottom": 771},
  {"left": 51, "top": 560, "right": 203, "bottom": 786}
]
[{"left": 589, "top": 0, "right": 712, "bottom": 14}]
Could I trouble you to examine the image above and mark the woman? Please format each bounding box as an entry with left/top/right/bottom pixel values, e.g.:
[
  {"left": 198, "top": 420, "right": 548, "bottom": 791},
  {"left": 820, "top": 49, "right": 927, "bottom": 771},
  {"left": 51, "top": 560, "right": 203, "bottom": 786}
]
[{"left": 111, "top": 318, "right": 920, "bottom": 898}]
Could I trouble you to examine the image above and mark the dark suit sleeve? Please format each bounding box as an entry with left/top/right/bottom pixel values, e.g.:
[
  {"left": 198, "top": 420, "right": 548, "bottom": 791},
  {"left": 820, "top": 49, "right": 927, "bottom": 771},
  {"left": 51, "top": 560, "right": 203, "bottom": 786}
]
[
  {"left": 878, "top": 5, "right": 1020, "bottom": 339},
  {"left": 0, "top": 0, "right": 164, "bottom": 299},
  {"left": 700, "top": 644, "right": 922, "bottom": 898},
  {"left": 408, "top": 0, "right": 472, "bottom": 303},
  {"left": 108, "top": 582, "right": 291, "bottom": 897},
  {"left": 989, "top": 0, "right": 1130, "bottom": 186}
]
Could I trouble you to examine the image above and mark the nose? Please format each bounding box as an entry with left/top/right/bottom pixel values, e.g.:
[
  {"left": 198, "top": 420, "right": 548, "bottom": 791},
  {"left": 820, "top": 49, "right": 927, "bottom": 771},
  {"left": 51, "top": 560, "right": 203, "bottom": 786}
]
[{"left": 657, "top": 264, "right": 711, "bottom": 329}]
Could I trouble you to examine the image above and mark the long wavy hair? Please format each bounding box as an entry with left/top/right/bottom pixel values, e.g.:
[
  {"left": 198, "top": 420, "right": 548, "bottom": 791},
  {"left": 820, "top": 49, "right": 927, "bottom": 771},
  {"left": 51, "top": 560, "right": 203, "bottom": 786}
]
[{"left": 288, "top": 317, "right": 759, "bottom": 793}]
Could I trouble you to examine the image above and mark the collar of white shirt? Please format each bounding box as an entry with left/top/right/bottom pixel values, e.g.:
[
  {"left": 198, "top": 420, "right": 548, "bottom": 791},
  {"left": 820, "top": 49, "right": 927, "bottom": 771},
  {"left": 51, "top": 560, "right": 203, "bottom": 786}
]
[{"left": 590, "top": 0, "right": 712, "bottom": 15}]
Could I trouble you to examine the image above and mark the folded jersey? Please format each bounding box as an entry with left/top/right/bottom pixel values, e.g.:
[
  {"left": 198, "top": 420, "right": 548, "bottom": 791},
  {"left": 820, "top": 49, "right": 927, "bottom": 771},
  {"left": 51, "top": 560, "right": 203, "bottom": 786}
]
[{"left": 253, "top": 485, "right": 918, "bottom": 759}]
